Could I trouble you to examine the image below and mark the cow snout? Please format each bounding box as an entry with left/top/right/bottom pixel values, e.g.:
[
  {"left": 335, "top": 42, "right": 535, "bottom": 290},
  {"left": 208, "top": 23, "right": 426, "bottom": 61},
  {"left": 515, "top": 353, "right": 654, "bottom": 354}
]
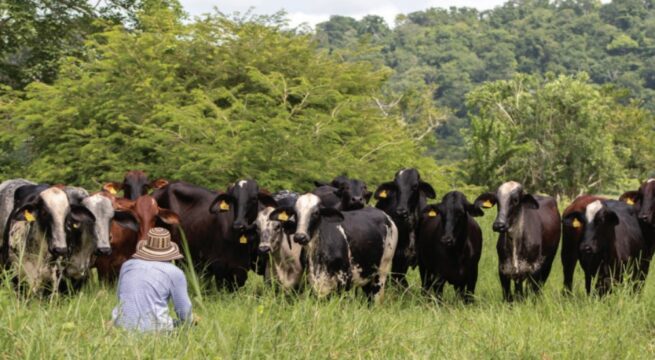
[
  {"left": 50, "top": 246, "right": 68, "bottom": 256},
  {"left": 294, "top": 233, "right": 309, "bottom": 245},
  {"left": 232, "top": 221, "right": 247, "bottom": 231},
  {"left": 492, "top": 221, "right": 507, "bottom": 233},
  {"left": 352, "top": 196, "right": 364, "bottom": 204},
  {"left": 441, "top": 236, "right": 455, "bottom": 247},
  {"left": 639, "top": 213, "right": 650, "bottom": 222},
  {"left": 95, "top": 247, "right": 112, "bottom": 256},
  {"left": 258, "top": 245, "right": 271, "bottom": 254},
  {"left": 396, "top": 208, "right": 408, "bottom": 218},
  {"left": 581, "top": 244, "right": 593, "bottom": 254}
]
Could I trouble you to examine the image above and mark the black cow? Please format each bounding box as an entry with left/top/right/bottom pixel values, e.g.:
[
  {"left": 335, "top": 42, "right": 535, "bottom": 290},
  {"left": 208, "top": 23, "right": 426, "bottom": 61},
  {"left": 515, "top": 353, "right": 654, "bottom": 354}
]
[
  {"left": 620, "top": 179, "right": 655, "bottom": 256},
  {"left": 313, "top": 176, "right": 372, "bottom": 211},
  {"left": 269, "top": 193, "right": 397, "bottom": 302},
  {"left": 374, "top": 168, "right": 436, "bottom": 286},
  {"left": 566, "top": 200, "right": 650, "bottom": 295},
  {"left": 153, "top": 180, "right": 275, "bottom": 290},
  {"left": 417, "top": 191, "right": 483, "bottom": 302},
  {"left": 475, "top": 181, "right": 560, "bottom": 302},
  {"left": 104, "top": 170, "right": 168, "bottom": 201}
]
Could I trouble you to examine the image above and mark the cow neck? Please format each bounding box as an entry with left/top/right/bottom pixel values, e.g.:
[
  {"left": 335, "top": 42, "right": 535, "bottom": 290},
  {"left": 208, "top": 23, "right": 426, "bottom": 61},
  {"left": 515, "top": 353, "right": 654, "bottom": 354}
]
[{"left": 506, "top": 206, "right": 526, "bottom": 272}]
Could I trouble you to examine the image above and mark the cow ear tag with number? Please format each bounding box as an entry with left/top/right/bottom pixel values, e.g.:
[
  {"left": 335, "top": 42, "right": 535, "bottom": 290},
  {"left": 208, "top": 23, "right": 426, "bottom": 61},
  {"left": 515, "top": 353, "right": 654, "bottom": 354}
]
[
  {"left": 219, "top": 201, "right": 230, "bottom": 211},
  {"left": 626, "top": 198, "right": 635, "bottom": 205},
  {"left": 571, "top": 218, "right": 582, "bottom": 229},
  {"left": 482, "top": 200, "right": 493, "bottom": 208},
  {"left": 24, "top": 210, "right": 36, "bottom": 222},
  {"left": 428, "top": 209, "right": 438, "bottom": 217},
  {"left": 379, "top": 190, "right": 388, "bottom": 198},
  {"left": 107, "top": 185, "right": 117, "bottom": 195},
  {"left": 239, "top": 235, "right": 248, "bottom": 244},
  {"left": 278, "top": 211, "right": 289, "bottom": 222}
]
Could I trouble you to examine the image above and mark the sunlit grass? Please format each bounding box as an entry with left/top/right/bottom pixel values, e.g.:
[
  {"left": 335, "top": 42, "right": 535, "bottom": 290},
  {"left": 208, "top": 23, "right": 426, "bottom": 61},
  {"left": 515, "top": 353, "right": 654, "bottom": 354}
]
[{"left": 1, "top": 212, "right": 655, "bottom": 358}]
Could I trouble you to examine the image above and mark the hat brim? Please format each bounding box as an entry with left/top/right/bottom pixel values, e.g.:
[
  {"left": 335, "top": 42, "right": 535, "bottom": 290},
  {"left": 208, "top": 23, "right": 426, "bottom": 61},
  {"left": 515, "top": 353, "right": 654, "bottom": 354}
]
[{"left": 132, "top": 240, "right": 184, "bottom": 262}]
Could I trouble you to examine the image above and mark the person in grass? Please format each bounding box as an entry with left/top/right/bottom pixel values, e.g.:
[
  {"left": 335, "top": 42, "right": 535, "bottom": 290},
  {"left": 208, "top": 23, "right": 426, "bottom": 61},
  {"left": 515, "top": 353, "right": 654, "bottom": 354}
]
[{"left": 112, "top": 227, "right": 193, "bottom": 332}]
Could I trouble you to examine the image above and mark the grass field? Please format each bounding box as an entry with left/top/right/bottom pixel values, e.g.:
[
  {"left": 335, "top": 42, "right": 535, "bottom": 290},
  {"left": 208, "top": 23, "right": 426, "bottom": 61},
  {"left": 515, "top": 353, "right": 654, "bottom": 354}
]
[{"left": 1, "top": 211, "right": 655, "bottom": 359}]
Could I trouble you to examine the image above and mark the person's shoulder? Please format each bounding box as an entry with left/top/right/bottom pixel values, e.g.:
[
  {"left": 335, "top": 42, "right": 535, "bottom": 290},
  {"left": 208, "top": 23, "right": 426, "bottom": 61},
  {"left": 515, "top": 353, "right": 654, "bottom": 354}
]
[{"left": 159, "top": 262, "right": 186, "bottom": 279}]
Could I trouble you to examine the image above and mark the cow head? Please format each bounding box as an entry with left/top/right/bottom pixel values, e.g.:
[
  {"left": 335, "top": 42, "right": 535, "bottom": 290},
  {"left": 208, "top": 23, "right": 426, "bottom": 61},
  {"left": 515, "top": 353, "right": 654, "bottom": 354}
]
[
  {"left": 329, "top": 176, "right": 371, "bottom": 210},
  {"left": 113, "top": 195, "right": 180, "bottom": 239},
  {"left": 422, "top": 191, "right": 483, "bottom": 248},
  {"left": 103, "top": 170, "right": 168, "bottom": 201},
  {"left": 567, "top": 200, "right": 618, "bottom": 272},
  {"left": 374, "top": 168, "right": 436, "bottom": 222},
  {"left": 475, "top": 181, "right": 539, "bottom": 233},
  {"left": 12, "top": 187, "right": 78, "bottom": 256},
  {"left": 256, "top": 191, "right": 298, "bottom": 254},
  {"left": 269, "top": 193, "right": 343, "bottom": 245},
  {"left": 620, "top": 179, "right": 655, "bottom": 225},
  {"left": 209, "top": 179, "right": 277, "bottom": 232}
]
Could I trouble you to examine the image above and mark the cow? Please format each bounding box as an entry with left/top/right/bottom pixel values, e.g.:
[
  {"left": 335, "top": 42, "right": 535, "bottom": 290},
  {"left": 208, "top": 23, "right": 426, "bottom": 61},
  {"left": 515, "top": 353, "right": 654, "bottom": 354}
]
[
  {"left": 313, "top": 176, "right": 372, "bottom": 210},
  {"left": 153, "top": 179, "right": 276, "bottom": 290},
  {"left": 256, "top": 191, "right": 304, "bottom": 290},
  {"left": 561, "top": 195, "right": 606, "bottom": 293},
  {"left": 620, "top": 179, "right": 655, "bottom": 256},
  {"left": 93, "top": 194, "right": 179, "bottom": 281},
  {"left": 475, "top": 181, "right": 560, "bottom": 302},
  {"left": 269, "top": 193, "right": 398, "bottom": 302},
  {"left": 417, "top": 191, "right": 483, "bottom": 303},
  {"left": 374, "top": 168, "right": 436, "bottom": 286},
  {"left": 566, "top": 200, "right": 650, "bottom": 295},
  {"left": 0, "top": 181, "right": 93, "bottom": 294},
  {"left": 103, "top": 170, "right": 168, "bottom": 200}
]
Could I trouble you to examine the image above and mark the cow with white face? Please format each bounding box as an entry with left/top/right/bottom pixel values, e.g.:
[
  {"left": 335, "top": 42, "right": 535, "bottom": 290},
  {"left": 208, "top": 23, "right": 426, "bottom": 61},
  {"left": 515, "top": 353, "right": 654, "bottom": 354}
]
[
  {"left": 255, "top": 191, "right": 303, "bottom": 290},
  {"left": 475, "top": 181, "right": 560, "bottom": 302},
  {"left": 269, "top": 193, "right": 398, "bottom": 302}
]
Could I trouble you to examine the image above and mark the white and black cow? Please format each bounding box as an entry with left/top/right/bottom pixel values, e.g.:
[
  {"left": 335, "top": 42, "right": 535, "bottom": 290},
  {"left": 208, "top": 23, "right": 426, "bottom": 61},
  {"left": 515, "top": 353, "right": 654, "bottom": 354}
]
[{"left": 270, "top": 193, "right": 398, "bottom": 302}]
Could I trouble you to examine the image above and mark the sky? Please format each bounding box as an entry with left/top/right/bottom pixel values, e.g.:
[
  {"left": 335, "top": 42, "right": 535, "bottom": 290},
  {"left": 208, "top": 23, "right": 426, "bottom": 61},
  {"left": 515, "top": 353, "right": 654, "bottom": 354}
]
[{"left": 179, "top": 0, "right": 508, "bottom": 27}]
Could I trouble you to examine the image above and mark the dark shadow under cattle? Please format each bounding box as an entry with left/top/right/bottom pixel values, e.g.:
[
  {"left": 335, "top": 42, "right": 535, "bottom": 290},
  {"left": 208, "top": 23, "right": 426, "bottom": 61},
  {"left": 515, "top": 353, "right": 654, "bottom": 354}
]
[
  {"left": 475, "top": 181, "right": 560, "bottom": 302},
  {"left": 153, "top": 180, "right": 275, "bottom": 291},
  {"left": 560, "top": 195, "right": 605, "bottom": 293},
  {"left": 417, "top": 191, "right": 483, "bottom": 303},
  {"left": 566, "top": 200, "right": 651, "bottom": 295},
  {"left": 374, "top": 168, "right": 435, "bottom": 287}
]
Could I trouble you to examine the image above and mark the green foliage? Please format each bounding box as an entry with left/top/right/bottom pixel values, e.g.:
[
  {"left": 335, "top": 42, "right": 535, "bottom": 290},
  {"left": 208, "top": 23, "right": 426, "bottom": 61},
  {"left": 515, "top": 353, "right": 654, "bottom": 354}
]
[
  {"left": 463, "top": 73, "right": 653, "bottom": 197},
  {"left": 0, "top": 6, "right": 448, "bottom": 192}
]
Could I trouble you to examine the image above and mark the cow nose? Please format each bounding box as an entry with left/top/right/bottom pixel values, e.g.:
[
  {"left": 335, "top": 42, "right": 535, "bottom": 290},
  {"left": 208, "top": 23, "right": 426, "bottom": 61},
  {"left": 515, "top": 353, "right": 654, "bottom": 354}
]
[
  {"left": 352, "top": 196, "right": 363, "bottom": 204},
  {"left": 258, "top": 245, "right": 271, "bottom": 254},
  {"left": 396, "top": 208, "right": 408, "bottom": 218},
  {"left": 294, "top": 233, "right": 309, "bottom": 245},
  {"left": 50, "top": 246, "right": 67, "bottom": 256},
  {"left": 639, "top": 214, "right": 649, "bottom": 221},
  {"left": 95, "top": 247, "right": 112, "bottom": 256},
  {"left": 581, "top": 244, "right": 593, "bottom": 254},
  {"left": 233, "top": 222, "right": 246, "bottom": 231},
  {"left": 492, "top": 222, "right": 507, "bottom": 232}
]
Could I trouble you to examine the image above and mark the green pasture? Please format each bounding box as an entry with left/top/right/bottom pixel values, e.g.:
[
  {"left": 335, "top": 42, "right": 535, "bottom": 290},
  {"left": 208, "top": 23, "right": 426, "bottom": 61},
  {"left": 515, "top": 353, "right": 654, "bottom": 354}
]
[{"left": 1, "top": 210, "right": 654, "bottom": 359}]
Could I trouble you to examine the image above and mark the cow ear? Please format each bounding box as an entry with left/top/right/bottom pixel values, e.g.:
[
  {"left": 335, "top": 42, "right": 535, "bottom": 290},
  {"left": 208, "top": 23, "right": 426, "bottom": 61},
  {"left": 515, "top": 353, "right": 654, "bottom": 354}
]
[
  {"left": 421, "top": 205, "right": 440, "bottom": 218},
  {"left": 282, "top": 220, "right": 297, "bottom": 235},
  {"left": 13, "top": 205, "right": 38, "bottom": 222},
  {"left": 562, "top": 212, "right": 585, "bottom": 229},
  {"left": 102, "top": 182, "right": 123, "bottom": 195},
  {"left": 258, "top": 192, "right": 278, "bottom": 209},
  {"left": 319, "top": 207, "right": 344, "bottom": 223},
  {"left": 619, "top": 191, "right": 639, "bottom": 206},
  {"left": 113, "top": 211, "right": 139, "bottom": 232},
  {"left": 419, "top": 181, "right": 436, "bottom": 199},
  {"left": 465, "top": 202, "right": 484, "bottom": 217},
  {"left": 601, "top": 209, "right": 619, "bottom": 226},
  {"left": 209, "top": 193, "right": 232, "bottom": 214},
  {"left": 363, "top": 190, "right": 373, "bottom": 203},
  {"left": 70, "top": 204, "right": 96, "bottom": 224},
  {"left": 474, "top": 193, "right": 497, "bottom": 210},
  {"left": 314, "top": 180, "right": 328, "bottom": 187},
  {"left": 157, "top": 208, "right": 180, "bottom": 225},
  {"left": 149, "top": 178, "right": 169, "bottom": 189},
  {"left": 521, "top": 194, "right": 540, "bottom": 209},
  {"left": 269, "top": 207, "right": 296, "bottom": 222},
  {"left": 374, "top": 182, "right": 395, "bottom": 200}
]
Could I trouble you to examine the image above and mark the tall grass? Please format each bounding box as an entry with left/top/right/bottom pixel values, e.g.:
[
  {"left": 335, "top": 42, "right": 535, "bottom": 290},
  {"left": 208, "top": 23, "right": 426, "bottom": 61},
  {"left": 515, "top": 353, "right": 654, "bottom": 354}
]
[{"left": 1, "top": 212, "right": 655, "bottom": 358}]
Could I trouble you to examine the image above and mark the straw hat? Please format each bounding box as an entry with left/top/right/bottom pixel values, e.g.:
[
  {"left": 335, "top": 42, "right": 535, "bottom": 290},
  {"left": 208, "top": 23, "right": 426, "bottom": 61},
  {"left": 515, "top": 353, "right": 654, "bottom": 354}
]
[{"left": 132, "top": 227, "right": 183, "bottom": 262}]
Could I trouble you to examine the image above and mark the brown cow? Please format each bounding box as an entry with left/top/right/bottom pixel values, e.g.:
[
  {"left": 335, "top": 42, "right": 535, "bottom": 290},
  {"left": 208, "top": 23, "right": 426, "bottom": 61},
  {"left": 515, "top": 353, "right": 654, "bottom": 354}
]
[
  {"left": 561, "top": 195, "right": 606, "bottom": 293},
  {"left": 93, "top": 193, "right": 179, "bottom": 281},
  {"left": 103, "top": 171, "right": 168, "bottom": 201},
  {"left": 475, "top": 181, "right": 561, "bottom": 302}
]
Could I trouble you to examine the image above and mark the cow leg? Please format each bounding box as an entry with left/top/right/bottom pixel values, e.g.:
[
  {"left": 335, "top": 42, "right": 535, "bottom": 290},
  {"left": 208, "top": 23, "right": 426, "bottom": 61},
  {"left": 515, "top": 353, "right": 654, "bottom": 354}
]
[
  {"left": 514, "top": 280, "right": 524, "bottom": 301},
  {"left": 434, "top": 277, "right": 446, "bottom": 302},
  {"left": 390, "top": 255, "right": 409, "bottom": 288},
  {"left": 362, "top": 276, "right": 382, "bottom": 304},
  {"left": 419, "top": 267, "right": 436, "bottom": 293},
  {"left": 499, "top": 271, "right": 512, "bottom": 302},
  {"left": 561, "top": 234, "right": 578, "bottom": 294},
  {"left": 584, "top": 272, "right": 593, "bottom": 295},
  {"left": 463, "top": 269, "right": 478, "bottom": 304}
]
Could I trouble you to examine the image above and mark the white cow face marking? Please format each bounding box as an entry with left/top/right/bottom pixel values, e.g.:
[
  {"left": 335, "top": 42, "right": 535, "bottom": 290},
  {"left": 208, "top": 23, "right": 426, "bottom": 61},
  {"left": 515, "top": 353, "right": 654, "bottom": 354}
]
[
  {"left": 293, "top": 194, "right": 321, "bottom": 239},
  {"left": 257, "top": 207, "right": 283, "bottom": 252},
  {"left": 39, "top": 187, "right": 70, "bottom": 251},
  {"left": 585, "top": 200, "right": 603, "bottom": 224}
]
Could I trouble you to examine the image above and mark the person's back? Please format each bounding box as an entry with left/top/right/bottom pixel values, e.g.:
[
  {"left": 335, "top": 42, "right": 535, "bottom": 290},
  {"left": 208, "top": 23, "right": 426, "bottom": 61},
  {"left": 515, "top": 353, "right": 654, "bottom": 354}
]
[{"left": 111, "top": 227, "right": 192, "bottom": 332}]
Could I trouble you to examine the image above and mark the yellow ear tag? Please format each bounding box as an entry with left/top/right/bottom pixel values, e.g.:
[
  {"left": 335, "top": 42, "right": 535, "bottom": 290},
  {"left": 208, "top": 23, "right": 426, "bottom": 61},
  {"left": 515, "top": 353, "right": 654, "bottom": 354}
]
[
  {"left": 626, "top": 198, "right": 635, "bottom": 205},
  {"left": 24, "top": 210, "right": 36, "bottom": 222},
  {"left": 108, "top": 186, "right": 117, "bottom": 195},
  {"left": 239, "top": 235, "right": 248, "bottom": 244},
  {"left": 428, "top": 210, "right": 437, "bottom": 217},
  {"left": 219, "top": 201, "right": 230, "bottom": 211},
  {"left": 482, "top": 200, "right": 493, "bottom": 208},
  {"left": 379, "top": 190, "right": 388, "bottom": 198},
  {"left": 278, "top": 211, "right": 289, "bottom": 222},
  {"left": 572, "top": 218, "right": 582, "bottom": 229}
]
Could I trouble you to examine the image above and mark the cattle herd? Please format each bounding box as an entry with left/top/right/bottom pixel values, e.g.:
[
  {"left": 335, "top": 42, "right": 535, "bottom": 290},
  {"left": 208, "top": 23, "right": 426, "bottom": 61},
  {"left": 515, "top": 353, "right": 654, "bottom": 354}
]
[{"left": 1, "top": 169, "right": 654, "bottom": 303}]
